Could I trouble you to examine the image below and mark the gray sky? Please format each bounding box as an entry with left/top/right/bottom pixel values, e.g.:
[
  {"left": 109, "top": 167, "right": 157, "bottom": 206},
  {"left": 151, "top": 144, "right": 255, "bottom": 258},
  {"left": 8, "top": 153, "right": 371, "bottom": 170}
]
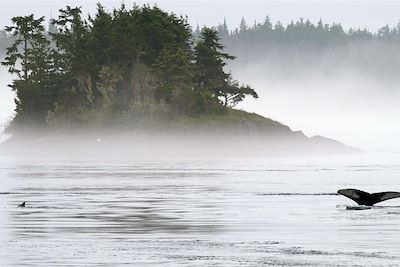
[
  {"left": 2, "top": 1, "right": 400, "bottom": 149},
  {"left": 1, "top": 1, "right": 400, "bottom": 31}
]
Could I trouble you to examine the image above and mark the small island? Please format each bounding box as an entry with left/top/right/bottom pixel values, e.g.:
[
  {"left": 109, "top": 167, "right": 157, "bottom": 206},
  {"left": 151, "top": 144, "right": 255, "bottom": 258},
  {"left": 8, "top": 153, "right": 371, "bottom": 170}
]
[{"left": 0, "top": 4, "right": 359, "bottom": 156}]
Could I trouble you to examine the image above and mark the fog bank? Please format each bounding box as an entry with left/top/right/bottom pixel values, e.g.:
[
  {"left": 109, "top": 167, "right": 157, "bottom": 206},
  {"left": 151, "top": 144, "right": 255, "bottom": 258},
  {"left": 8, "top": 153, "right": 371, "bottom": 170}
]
[
  {"left": 229, "top": 46, "right": 400, "bottom": 151},
  {"left": 0, "top": 72, "right": 14, "bottom": 130},
  {"left": 0, "top": 125, "right": 360, "bottom": 158}
]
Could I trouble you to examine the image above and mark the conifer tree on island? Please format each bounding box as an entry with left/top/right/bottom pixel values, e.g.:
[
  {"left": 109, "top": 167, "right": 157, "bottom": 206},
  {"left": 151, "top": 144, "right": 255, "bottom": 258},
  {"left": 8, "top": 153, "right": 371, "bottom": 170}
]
[
  {"left": 2, "top": 15, "right": 53, "bottom": 126},
  {"left": 2, "top": 4, "right": 259, "bottom": 131},
  {"left": 194, "top": 27, "right": 258, "bottom": 107}
]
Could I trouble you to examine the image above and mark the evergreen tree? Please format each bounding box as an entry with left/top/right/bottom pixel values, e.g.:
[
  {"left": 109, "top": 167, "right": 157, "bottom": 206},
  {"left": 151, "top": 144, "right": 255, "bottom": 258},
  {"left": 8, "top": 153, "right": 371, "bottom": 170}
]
[
  {"left": 263, "top": 16, "right": 273, "bottom": 31},
  {"left": 217, "top": 17, "right": 229, "bottom": 41},
  {"left": 51, "top": 6, "right": 89, "bottom": 77},
  {"left": 193, "top": 23, "right": 201, "bottom": 40},
  {"left": 152, "top": 47, "right": 195, "bottom": 114},
  {"left": 194, "top": 27, "right": 257, "bottom": 108},
  {"left": 2, "top": 15, "right": 54, "bottom": 125},
  {"left": 221, "top": 78, "right": 258, "bottom": 107},
  {"left": 239, "top": 17, "right": 247, "bottom": 32},
  {"left": 2, "top": 4, "right": 260, "bottom": 129},
  {"left": 194, "top": 27, "right": 233, "bottom": 95}
]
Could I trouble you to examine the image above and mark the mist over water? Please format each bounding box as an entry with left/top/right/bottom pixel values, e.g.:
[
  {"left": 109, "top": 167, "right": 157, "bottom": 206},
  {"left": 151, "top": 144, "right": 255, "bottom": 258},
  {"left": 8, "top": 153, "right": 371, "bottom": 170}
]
[
  {"left": 0, "top": 71, "right": 14, "bottom": 140},
  {"left": 1, "top": 3, "right": 400, "bottom": 266},
  {"left": 3, "top": 58, "right": 399, "bottom": 151},
  {"left": 1, "top": 7, "right": 400, "bottom": 151},
  {"left": 231, "top": 54, "right": 400, "bottom": 151}
]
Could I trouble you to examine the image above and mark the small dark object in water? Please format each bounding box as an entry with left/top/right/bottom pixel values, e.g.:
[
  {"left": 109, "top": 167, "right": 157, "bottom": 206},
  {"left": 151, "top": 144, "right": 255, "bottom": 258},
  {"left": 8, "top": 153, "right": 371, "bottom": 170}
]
[
  {"left": 338, "top": 189, "right": 400, "bottom": 206},
  {"left": 18, "top": 202, "right": 25, "bottom": 208}
]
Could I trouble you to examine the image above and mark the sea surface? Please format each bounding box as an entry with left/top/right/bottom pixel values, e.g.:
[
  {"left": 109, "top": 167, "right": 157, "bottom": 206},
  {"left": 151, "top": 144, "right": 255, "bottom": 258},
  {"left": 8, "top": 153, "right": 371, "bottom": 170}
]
[{"left": 1, "top": 152, "right": 400, "bottom": 266}]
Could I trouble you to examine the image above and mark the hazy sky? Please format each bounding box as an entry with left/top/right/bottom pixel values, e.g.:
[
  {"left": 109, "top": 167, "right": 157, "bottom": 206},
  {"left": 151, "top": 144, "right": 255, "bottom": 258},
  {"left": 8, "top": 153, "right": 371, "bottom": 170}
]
[
  {"left": 2, "top": 1, "right": 400, "bottom": 149},
  {"left": 1, "top": 1, "right": 400, "bottom": 31}
]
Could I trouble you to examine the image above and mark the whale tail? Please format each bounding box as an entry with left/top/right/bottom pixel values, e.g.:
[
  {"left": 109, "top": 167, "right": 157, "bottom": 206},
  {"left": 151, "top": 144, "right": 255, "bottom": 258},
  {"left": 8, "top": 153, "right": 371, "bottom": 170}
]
[{"left": 338, "top": 189, "right": 400, "bottom": 206}]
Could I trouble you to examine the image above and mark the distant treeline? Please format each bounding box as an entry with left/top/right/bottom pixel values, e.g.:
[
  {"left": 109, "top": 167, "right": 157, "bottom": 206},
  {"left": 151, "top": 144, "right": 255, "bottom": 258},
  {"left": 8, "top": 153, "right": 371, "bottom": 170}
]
[
  {"left": 213, "top": 17, "right": 400, "bottom": 46},
  {"left": 1, "top": 4, "right": 257, "bottom": 130},
  {"left": 207, "top": 17, "right": 400, "bottom": 81}
]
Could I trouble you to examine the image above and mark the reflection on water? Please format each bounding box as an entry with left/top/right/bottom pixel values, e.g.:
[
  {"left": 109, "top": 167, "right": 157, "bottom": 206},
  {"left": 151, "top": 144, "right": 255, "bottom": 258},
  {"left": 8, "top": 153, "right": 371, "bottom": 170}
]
[{"left": 1, "top": 154, "right": 400, "bottom": 266}]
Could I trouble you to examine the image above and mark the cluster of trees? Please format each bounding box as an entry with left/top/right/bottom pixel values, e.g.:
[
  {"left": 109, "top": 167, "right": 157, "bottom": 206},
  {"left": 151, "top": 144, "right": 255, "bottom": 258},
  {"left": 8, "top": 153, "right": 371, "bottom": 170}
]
[
  {"left": 210, "top": 17, "right": 400, "bottom": 81},
  {"left": 215, "top": 17, "right": 400, "bottom": 48},
  {"left": 1, "top": 4, "right": 257, "bottom": 129}
]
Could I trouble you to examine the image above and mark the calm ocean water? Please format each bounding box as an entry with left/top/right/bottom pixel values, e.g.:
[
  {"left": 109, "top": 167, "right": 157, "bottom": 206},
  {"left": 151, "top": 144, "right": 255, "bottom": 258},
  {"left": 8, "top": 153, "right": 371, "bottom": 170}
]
[{"left": 1, "top": 152, "right": 400, "bottom": 266}]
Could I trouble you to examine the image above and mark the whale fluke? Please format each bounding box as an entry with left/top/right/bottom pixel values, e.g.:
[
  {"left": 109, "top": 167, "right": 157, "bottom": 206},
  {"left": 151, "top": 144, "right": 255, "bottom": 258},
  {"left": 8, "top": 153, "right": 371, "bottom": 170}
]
[{"left": 338, "top": 189, "right": 400, "bottom": 206}]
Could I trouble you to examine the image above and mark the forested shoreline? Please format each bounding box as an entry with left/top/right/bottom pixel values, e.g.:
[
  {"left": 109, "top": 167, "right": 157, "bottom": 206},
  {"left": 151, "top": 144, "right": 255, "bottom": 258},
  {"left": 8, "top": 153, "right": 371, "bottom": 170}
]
[
  {"left": 3, "top": 6, "right": 400, "bottom": 132},
  {"left": 1, "top": 4, "right": 257, "bottom": 132},
  {"left": 215, "top": 16, "right": 400, "bottom": 48},
  {"left": 213, "top": 17, "right": 400, "bottom": 82}
]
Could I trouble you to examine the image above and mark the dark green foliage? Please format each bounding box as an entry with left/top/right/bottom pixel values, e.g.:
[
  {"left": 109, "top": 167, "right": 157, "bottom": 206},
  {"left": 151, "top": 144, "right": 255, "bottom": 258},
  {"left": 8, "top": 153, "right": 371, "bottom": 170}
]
[
  {"left": 152, "top": 47, "right": 196, "bottom": 114},
  {"left": 194, "top": 28, "right": 258, "bottom": 108},
  {"left": 2, "top": 4, "right": 257, "bottom": 130},
  {"left": 52, "top": 6, "right": 89, "bottom": 74},
  {"left": 221, "top": 78, "right": 258, "bottom": 107},
  {"left": 2, "top": 15, "right": 54, "bottom": 125}
]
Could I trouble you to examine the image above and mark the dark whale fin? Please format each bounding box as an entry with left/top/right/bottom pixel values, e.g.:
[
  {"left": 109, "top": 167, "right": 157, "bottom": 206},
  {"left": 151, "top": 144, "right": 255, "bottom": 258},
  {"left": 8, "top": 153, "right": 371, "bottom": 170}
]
[
  {"left": 338, "top": 189, "right": 400, "bottom": 206},
  {"left": 370, "top": 191, "right": 400, "bottom": 204}
]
